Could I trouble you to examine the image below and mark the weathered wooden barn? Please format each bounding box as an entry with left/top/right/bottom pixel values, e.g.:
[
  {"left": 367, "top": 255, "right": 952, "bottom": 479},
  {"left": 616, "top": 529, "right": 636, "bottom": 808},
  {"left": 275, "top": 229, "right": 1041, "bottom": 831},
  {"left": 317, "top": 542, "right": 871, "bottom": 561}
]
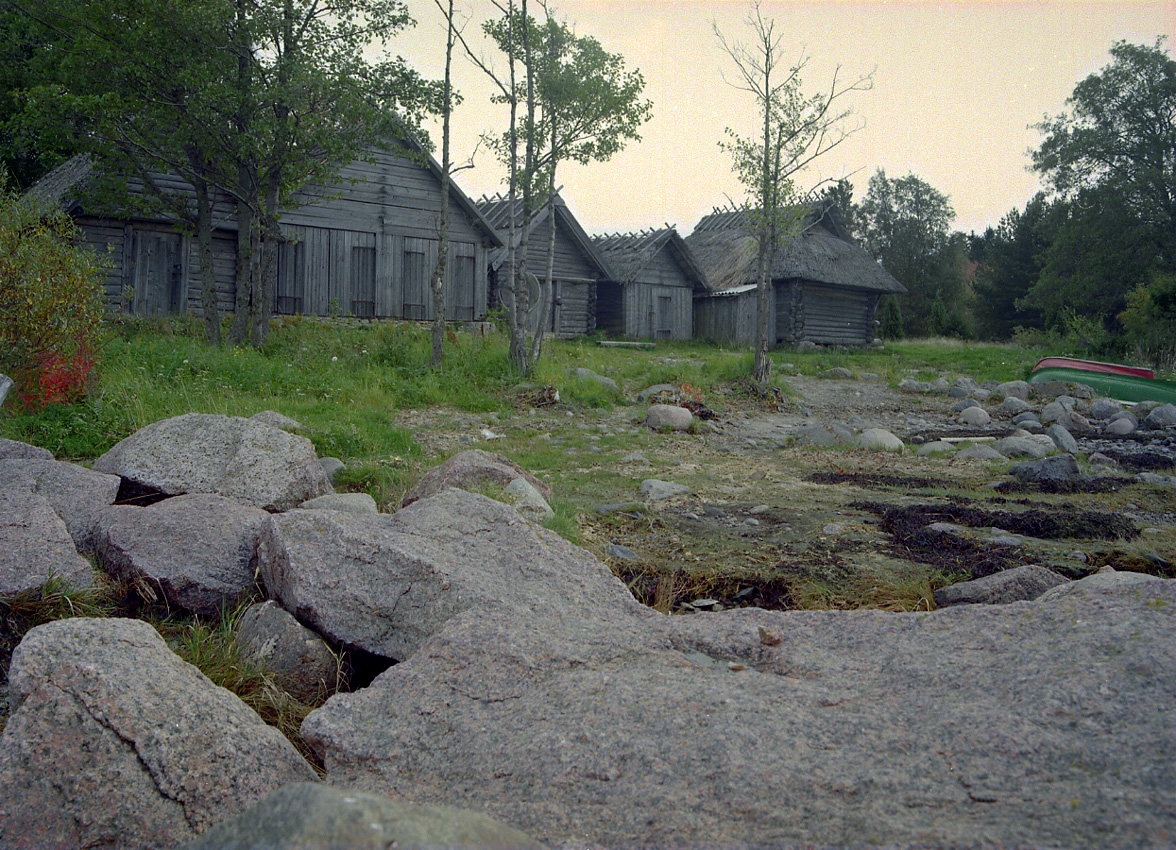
[
  {"left": 26, "top": 142, "right": 502, "bottom": 322},
  {"left": 687, "top": 202, "right": 906, "bottom": 347},
  {"left": 591, "top": 228, "right": 711, "bottom": 341},
  {"left": 475, "top": 193, "right": 613, "bottom": 339}
]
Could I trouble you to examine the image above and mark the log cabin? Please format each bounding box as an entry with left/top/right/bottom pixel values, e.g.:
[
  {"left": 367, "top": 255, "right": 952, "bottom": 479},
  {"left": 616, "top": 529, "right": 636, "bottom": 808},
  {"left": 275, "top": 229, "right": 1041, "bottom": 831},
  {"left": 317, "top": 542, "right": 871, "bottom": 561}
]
[
  {"left": 475, "top": 193, "right": 613, "bottom": 339},
  {"left": 687, "top": 202, "right": 906, "bottom": 347},
  {"left": 591, "top": 228, "right": 711, "bottom": 341},
  {"left": 25, "top": 141, "right": 502, "bottom": 324}
]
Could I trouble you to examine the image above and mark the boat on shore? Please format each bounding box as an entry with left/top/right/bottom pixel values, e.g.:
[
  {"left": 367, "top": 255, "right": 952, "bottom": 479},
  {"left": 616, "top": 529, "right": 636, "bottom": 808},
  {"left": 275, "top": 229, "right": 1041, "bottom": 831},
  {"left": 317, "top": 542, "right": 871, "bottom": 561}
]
[
  {"left": 1029, "top": 357, "right": 1176, "bottom": 405},
  {"left": 1030, "top": 357, "right": 1154, "bottom": 380}
]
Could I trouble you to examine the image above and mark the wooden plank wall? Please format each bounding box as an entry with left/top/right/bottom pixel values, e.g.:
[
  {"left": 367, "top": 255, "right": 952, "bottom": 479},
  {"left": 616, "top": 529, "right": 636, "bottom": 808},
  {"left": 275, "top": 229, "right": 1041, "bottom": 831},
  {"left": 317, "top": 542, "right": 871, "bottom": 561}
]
[
  {"left": 694, "top": 290, "right": 759, "bottom": 346},
  {"left": 77, "top": 145, "right": 493, "bottom": 323},
  {"left": 624, "top": 283, "right": 692, "bottom": 340},
  {"left": 802, "top": 283, "right": 873, "bottom": 345},
  {"left": 622, "top": 247, "right": 696, "bottom": 340}
]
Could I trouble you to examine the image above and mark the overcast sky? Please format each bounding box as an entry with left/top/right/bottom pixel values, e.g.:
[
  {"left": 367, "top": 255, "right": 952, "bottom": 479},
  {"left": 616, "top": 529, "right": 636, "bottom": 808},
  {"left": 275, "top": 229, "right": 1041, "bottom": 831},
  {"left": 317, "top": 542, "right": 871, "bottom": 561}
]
[{"left": 392, "top": 1, "right": 1172, "bottom": 237}]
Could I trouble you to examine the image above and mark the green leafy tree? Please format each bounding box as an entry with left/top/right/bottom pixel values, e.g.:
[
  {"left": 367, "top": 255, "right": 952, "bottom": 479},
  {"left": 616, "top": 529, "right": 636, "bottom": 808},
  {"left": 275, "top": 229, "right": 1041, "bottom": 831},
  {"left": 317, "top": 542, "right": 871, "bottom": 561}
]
[
  {"left": 1025, "top": 39, "right": 1176, "bottom": 341},
  {"left": 714, "top": 1, "right": 870, "bottom": 383},
  {"left": 971, "top": 193, "right": 1051, "bottom": 339},
  {"left": 876, "top": 293, "right": 903, "bottom": 340},
  {"left": 820, "top": 178, "right": 856, "bottom": 235},
  {"left": 472, "top": 1, "right": 651, "bottom": 375},
  {"left": 1119, "top": 271, "right": 1176, "bottom": 369},
  {"left": 855, "top": 169, "right": 969, "bottom": 337},
  {"left": 1033, "top": 38, "right": 1176, "bottom": 270},
  {"left": 0, "top": 5, "right": 75, "bottom": 188},
  {"left": 1019, "top": 185, "right": 1155, "bottom": 336}
]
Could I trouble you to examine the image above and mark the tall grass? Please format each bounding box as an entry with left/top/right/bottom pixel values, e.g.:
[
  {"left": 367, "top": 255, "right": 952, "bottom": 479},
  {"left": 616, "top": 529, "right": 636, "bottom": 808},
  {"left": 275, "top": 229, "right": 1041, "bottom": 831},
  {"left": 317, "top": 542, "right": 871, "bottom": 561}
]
[{"left": 0, "top": 319, "right": 1047, "bottom": 462}]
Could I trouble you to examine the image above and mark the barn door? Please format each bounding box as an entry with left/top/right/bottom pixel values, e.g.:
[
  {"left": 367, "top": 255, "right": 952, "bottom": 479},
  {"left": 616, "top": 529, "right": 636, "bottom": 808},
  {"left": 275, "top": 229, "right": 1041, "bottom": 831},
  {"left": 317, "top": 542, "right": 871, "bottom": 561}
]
[
  {"left": 130, "top": 230, "right": 184, "bottom": 316},
  {"left": 350, "top": 246, "right": 376, "bottom": 318},
  {"left": 402, "top": 238, "right": 430, "bottom": 320},
  {"left": 447, "top": 251, "right": 476, "bottom": 321}
]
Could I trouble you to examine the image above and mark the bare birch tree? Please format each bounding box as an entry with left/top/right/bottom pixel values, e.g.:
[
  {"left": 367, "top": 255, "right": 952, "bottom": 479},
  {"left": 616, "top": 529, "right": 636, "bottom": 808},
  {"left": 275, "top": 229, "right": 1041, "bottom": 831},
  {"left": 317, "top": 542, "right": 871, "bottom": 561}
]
[{"left": 715, "top": 1, "right": 872, "bottom": 385}]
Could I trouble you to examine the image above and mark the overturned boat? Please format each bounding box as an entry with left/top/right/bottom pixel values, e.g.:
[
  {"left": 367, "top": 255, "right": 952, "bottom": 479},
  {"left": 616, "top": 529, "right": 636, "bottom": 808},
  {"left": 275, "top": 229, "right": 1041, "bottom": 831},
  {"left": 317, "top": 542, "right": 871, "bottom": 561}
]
[{"left": 1029, "top": 356, "right": 1176, "bottom": 405}]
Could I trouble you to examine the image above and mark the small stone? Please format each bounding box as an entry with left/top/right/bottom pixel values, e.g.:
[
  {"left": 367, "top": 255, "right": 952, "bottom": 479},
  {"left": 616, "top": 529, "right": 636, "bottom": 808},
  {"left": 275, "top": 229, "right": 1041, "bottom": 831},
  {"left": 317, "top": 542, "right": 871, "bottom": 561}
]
[
  {"left": 995, "top": 380, "right": 1030, "bottom": 400},
  {"left": 954, "top": 443, "right": 1005, "bottom": 461},
  {"left": 604, "top": 543, "right": 640, "bottom": 561},
  {"left": 639, "top": 479, "right": 691, "bottom": 500},
  {"left": 996, "top": 397, "right": 1032, "bottom": 417},
  {"left": 1046, "top": 424, "right": 1078, "bottom": 454},
  {"left": 957, "top": 406, "right": 991, "bottom": 427},
  {"left": 1088, "top": 398, "right": 1123, "bottom": 420},
  {"left": 916, "top": 441, "right": 956, "bottom": 456},
  {"left": 319, "top": 457, "right": 346, "bottom": 482},
  {"left": 646, "top": 404, "right": 693, "bottom": 432},
  {"left": 857, "top": 428, "right": 904, "bottom": 453}
]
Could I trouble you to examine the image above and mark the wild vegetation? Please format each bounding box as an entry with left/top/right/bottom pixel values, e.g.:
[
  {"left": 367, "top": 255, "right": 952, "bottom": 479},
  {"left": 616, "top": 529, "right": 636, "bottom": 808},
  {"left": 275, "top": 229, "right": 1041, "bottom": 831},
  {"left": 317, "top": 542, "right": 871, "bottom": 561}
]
[{"left": 5, "top": 318, "right": 1175, "bottom": 747}]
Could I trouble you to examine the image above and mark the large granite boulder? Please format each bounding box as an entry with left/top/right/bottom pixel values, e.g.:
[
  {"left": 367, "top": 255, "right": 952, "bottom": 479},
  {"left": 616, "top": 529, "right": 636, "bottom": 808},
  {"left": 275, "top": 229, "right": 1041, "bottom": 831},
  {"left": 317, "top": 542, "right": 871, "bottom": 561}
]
[
  {"left": 94, "top": 493, "right": 270, "bottom": 617},
  {"left": 258, "top": 488, "right": 647, "bottom": 661},
  {"left": 304, "top": 580, "right": 1176, "bottom": 850},
  {"left": 92, "top": 413, "right": 333, "bottom": 511},
  {"left": 0, "top": 490, "right": 95, "bottom": 595},
  {"left": 0, "top": 617, "right": 318, "bottom": 850},
  {"left": 175, "top": 782, "right": 546, "bottom": 850},
  {"left": 400, "top": 449, "right": 551, "bottom": 508},
  {"left": 0, "top": 458, "right": 121, "bottom": 553}
]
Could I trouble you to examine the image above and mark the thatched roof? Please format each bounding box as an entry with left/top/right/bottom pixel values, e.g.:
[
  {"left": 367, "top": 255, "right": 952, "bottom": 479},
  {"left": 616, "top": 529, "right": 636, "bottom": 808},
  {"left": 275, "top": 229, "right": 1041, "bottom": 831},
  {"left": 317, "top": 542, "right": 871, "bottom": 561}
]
[
  {"left": 591, "top": 227, "right": 711, "bottom": 292},
  {"left": 22, "top": 155, "right": 96, "bottom": 217},
  {"left": 476, "top": 192, "right": 612, "bottom": 275},
  {"left": 686, "top": 202, "right": 906, "bottom": 295}
]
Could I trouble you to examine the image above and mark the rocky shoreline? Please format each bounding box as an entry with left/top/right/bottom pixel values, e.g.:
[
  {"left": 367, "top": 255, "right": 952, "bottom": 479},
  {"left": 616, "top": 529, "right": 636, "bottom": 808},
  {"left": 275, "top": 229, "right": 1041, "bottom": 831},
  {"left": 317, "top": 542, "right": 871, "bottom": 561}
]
[{"left": 1, "top": 371, "right": 1174, "bottom": 849}]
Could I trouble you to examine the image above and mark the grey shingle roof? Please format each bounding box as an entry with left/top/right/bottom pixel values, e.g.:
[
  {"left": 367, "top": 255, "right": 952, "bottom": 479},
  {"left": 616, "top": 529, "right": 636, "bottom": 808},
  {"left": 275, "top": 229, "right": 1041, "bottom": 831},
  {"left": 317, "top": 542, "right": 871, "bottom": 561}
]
[
  {"left": 591, "top": 227, "right": 711, "bottom": 291},
  {"left": 475, "top": 192, "right": 613, "bottom": 276}
]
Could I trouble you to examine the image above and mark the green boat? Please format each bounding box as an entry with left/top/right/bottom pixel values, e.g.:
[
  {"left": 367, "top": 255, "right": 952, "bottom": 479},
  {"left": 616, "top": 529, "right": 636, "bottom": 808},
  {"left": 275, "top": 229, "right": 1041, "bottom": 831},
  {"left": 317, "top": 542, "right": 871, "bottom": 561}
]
[{"left": 1029, "top": 363, "right": 1176, "bottom": 405}]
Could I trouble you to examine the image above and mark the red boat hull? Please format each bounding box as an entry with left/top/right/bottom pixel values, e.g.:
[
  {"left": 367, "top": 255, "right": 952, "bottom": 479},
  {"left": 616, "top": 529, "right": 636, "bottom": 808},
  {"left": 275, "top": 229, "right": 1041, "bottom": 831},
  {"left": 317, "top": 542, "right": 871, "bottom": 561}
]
[{"left": 1031, "top": 357, "right": 1154, "bottom": 380}]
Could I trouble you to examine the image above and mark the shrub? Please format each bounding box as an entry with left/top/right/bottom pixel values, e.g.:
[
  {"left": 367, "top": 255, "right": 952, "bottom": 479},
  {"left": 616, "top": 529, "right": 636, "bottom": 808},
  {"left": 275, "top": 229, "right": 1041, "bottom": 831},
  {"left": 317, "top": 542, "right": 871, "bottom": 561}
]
[
  {"left": 0, "top": 188, "right": 105, "bottom": 410},
  {"left": 877, "top": 294, "right": 903, "bottom": 340}
]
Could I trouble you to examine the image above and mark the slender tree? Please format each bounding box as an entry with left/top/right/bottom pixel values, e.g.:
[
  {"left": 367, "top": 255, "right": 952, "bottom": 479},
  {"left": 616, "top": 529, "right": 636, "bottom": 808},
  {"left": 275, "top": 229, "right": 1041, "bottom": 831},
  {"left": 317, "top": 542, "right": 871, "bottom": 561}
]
[
  {"left": 714, "top": 1, "right": 871, "bottom": 384},
  {"left": 429, "top": 0, "right": 460, "bottom": 367},
  {"left": 466, "top": 2, "right": 649, "bottom": 374}
]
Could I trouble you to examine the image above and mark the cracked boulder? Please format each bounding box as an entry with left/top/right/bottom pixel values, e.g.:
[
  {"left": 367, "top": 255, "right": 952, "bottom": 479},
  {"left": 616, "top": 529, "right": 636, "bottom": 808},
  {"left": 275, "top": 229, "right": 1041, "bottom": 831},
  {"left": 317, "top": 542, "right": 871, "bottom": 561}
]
[
  {"left": 94, "top": 494, "right": 269, "bottom": 617},
  {"left": 305, "top": 577, "right": 1176, "bottom": 850},
  {"left": 0, "top": 491, "right": 94, "bottom": 595},
  {"left": 0, "top": 617, "right": 317, "bottom": 850},
  {"left": 258, "top": 487, "right": 646, "bottom": 661},
  {"left": 0, "top": 458, "right": 120, "bottom": 554},
  {"left": 92, "top": 413, "right": 333, "bottom": 512}
]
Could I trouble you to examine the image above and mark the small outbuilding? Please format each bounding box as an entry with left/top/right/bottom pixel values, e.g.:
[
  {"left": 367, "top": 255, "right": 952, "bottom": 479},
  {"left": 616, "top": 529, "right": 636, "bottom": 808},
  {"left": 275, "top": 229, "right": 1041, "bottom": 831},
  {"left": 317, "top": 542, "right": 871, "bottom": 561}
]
[
  {"left": 476, "top": 193, "right": 613, "bottom": 339},
  {"left": 591, "top": 228, "right": 711, "bottom": 341},
  {"left": 25, "top": 141, "right": 502, "bottom": 323},
  {"left": 687, "top": 202, "right": 906, "bottom": 347}
]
